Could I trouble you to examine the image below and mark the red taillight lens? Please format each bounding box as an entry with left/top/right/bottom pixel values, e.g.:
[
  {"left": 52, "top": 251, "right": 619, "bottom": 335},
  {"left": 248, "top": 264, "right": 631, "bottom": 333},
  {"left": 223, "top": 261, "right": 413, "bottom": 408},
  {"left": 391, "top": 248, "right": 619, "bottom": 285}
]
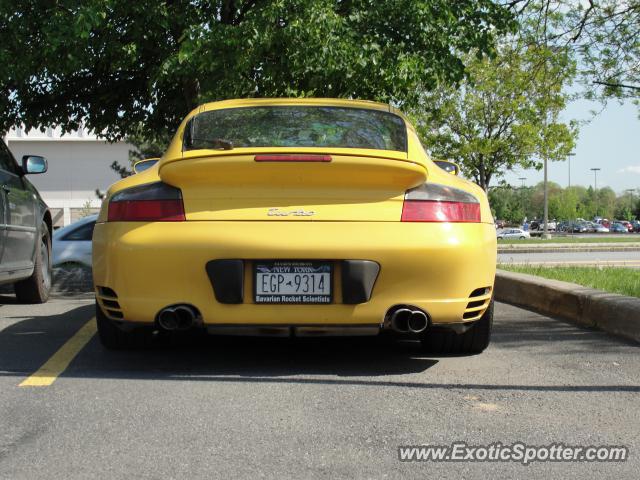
[
  {"left": 401, "top": 200, "right": 480, "bottom": 222},
  {"left": 401, "top": 183, "right": 481, "bottom": 223},
  {"left": 108, "top": 182, "right": 185, "bottom": 222},
  {"left": 108, "top": 199, "right": 185, "bottom": 222}
]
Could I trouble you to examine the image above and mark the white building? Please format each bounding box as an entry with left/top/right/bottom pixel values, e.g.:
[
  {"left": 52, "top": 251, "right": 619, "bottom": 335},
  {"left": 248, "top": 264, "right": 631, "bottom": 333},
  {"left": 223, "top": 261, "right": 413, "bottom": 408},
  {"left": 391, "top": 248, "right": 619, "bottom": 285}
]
[{"left": 4, "top": 126, "right": 132, "bottom": 227}]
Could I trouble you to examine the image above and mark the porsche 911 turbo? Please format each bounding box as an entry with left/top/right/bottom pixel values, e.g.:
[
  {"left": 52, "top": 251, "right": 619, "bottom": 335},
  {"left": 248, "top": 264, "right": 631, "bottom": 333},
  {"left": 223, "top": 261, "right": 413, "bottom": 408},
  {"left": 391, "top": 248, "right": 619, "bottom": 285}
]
[{"left": 92, "top": 98, "right": 496, "bottom": 353}]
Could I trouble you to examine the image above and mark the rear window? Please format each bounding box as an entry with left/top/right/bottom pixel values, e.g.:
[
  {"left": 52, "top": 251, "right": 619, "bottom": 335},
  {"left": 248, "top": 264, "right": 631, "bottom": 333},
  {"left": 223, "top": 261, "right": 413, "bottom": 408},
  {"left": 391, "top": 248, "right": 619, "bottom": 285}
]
[{"left": 183, "top": 106, "right": 407, "bottom": 152}]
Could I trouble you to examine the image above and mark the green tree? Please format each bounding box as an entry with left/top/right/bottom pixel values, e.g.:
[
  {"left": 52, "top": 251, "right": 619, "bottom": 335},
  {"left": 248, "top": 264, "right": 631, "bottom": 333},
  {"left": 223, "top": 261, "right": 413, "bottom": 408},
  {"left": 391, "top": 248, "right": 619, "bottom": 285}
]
[
  {"left": 488, "top": 185, "right": 523, "bottom": 224},
  {"left": 414, "top": 41, "right": 577, "bottom": 190},
  {"left": 0, "top": 0, "right": 516, "bottom": 139},
  {"left": 512, "top": 1, "right": 640, "bottom": 107}
]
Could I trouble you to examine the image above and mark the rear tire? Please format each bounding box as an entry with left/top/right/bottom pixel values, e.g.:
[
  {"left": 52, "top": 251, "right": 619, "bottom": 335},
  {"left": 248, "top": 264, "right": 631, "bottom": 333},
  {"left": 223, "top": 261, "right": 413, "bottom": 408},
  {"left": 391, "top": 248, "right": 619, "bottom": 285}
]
[
  {"left": 96, "top": 300, "right": 149, "bottom": 350},
  {"left": 420, "top": 300, "right": 493, "bottom": 355},
  {"left": 14, "top": 225, "right": 52, "bottom": 303}
]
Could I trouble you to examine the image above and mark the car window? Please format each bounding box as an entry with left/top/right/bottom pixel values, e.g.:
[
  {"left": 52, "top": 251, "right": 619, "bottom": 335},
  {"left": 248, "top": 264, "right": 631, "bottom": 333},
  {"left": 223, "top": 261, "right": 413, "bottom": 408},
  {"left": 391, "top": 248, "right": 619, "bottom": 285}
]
[
  {"left": 184, "top": 106, "right": 408, "bottom": 152},
  {"left": 0, "top": 140, "right": 19, "bottom": 174},
  {"left": 61, "top": 221, "right": 96, "bottom": 241}
]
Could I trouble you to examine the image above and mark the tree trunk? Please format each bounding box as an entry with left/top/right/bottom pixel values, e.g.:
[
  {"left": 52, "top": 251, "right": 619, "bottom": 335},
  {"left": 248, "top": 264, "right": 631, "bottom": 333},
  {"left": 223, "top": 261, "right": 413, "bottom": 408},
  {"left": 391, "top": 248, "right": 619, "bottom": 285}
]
[{"left": 182, "top": 78, "right": 200, "bottom": 112}]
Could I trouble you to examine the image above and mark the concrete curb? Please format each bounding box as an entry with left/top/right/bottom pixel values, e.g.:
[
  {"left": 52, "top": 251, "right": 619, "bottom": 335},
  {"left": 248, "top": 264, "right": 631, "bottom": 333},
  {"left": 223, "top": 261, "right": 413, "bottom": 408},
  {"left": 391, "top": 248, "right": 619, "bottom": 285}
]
[{"left": 495, "top": 269, "right": 640, "bottom": 344}]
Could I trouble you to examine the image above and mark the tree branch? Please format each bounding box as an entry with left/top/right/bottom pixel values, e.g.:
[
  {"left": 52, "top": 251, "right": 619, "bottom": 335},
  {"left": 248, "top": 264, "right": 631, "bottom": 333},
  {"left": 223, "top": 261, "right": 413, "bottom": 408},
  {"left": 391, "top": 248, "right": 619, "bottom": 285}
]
[
  {"left": 570, "top": 0, "right": 595, "bottom": 42},
  {"left": 593, "top": 80, "right": 640, "bottom": 91}
]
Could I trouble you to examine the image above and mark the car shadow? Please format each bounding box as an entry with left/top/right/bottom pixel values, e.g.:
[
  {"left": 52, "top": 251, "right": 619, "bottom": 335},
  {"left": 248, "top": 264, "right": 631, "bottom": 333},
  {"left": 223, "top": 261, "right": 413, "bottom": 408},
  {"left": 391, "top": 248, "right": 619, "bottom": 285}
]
[
  {"left": 0, "top": 303, "right": 439, "bottom": 380},
  {"left": 2, "top": 302, "right": 640, "bottom": 394}
]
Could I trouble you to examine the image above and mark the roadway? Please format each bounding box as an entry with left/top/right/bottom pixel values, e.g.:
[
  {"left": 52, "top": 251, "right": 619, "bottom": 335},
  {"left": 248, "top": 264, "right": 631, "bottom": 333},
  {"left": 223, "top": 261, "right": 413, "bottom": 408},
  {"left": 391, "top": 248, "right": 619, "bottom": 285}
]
[
  {"left": 1, "top": 297, "right": 639, "bottom": 479},
  {"left": 498, "top": 250, "right": 640, "bottom": 267}
]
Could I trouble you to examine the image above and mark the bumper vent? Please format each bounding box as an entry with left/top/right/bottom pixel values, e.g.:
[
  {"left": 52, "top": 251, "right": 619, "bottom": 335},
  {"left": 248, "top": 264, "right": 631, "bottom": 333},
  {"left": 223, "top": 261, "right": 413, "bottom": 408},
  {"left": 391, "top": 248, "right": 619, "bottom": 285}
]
[
  {"left": 96, "top": 286, "right": 124, "bottom": 320},
  {"left": 462, "top": 287, "right": 492, "bottom": 321}
]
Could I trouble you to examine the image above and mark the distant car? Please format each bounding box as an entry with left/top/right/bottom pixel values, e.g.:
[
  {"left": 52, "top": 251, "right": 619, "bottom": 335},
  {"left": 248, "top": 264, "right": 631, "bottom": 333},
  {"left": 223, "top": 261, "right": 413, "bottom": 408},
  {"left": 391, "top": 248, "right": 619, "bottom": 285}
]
[
  {"left": 632, "top": 220, "right": 640, "bottom": 233},
  {"left": 569, "top": 222, "right": 588, "bottom": 233},
  {"left": 593, "top": 224, "right": 610, "bottom": 233},
  {"left": 529, "top": 220, "right": 556, "bottom": 232},
  {"left": 497, "top": 228, "right": 530, "bottom": 240},
  {"left": 610, "top": 223, "right": 628, "bottom": 233},
  {"left": 52, "top": 214, "right": 98, "bottom": 267},
  {"left": 0, "top": 139, "right": 52, "bottom": 303},
  {"left": 619, "top": 221, "right": 634, "bottom": 233}
]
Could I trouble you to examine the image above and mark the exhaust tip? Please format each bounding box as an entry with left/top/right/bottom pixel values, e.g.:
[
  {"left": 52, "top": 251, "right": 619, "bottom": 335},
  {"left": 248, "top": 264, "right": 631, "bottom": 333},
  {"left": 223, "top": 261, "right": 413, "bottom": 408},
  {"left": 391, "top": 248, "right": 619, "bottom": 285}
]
[
  {"left": 390, "top": 308, "right": 412, "bottom": 333},
  {"left": 157, "top": 304, "right": 199, "bottom": 331},
  {"left": 173, "top": 305, "right": 196, "bottom": 330},
  {"left": 387, "top": 306, "right": 430, "bottom": 334},
  {"left": 158, "top": 308, "right": 179, "bottom": 331},
  {"left": 407, "top": 311, "right": 428, "bottom": 333}
]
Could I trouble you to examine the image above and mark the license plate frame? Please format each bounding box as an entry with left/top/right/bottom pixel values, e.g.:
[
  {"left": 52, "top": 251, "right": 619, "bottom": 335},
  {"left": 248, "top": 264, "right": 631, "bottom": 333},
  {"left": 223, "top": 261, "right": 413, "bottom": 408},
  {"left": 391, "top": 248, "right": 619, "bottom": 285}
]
[{"left": 253, "top": 260, "right": 333, "bottom": 304}]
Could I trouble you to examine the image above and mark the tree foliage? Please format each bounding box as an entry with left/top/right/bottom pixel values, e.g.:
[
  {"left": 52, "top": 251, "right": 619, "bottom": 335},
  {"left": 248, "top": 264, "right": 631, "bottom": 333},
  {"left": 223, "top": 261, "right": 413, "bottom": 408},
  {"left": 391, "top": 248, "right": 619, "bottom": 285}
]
[
  {"left": 489, "top": 182, "right": 638, "bottom": 224},
  {"left": 512, "top": 0, "right": 640, "bottom": 106},
  {"left": 414, "top": 41, "right": 577, "bottom": 190},
  {"left": 0, "top": 0, "right": 516, "bottom": 139}
]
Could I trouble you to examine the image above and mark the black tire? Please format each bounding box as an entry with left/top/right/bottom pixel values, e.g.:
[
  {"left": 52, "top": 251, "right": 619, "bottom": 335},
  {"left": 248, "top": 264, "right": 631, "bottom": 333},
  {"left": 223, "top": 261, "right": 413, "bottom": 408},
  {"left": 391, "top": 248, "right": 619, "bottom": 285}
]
[
  {"left": 421, "top": 300, "right": 493, "bottom": 355},
  {"left": 96, "top": 299, "right": 148, "bottom": 350},
  {"left": 14, "top": 224, "right": 52, "bottom": 303}
]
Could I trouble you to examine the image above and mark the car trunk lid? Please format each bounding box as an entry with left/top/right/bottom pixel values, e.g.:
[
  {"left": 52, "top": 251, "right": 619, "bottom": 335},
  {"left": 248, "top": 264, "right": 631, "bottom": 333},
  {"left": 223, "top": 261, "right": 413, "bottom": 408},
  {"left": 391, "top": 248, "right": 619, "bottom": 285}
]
[{"left": 158, "top": 149, "right": 427, "bottom": 222}]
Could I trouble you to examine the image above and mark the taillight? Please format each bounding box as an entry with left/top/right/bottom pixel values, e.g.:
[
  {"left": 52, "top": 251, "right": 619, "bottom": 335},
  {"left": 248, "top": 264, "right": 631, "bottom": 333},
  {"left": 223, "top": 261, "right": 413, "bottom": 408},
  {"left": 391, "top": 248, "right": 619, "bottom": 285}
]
[
  {"left": 108, "top": 182, "right": 185, "bottom": 222},
  {"left": 401, "top": 183, "right": 480, "bottom": 222}
]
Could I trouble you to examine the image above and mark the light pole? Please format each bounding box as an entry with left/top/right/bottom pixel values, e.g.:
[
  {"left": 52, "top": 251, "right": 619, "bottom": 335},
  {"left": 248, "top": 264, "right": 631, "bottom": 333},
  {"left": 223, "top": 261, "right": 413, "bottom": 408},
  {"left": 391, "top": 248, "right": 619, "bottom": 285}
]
[
  {"left": 590, "top": 168, "right": 601, "bottom": 219},
  {"left": 518, "top": 177, "right": 526, "bottom": 221},
  {"left": 567, "top": 152, "right": 575, "bottom": 189},
  {"left": 543, "top": 153, "right": 550, "bottom": 239},
  {"left": 626, "top": 188, "right": 635, "bottom": 219}
]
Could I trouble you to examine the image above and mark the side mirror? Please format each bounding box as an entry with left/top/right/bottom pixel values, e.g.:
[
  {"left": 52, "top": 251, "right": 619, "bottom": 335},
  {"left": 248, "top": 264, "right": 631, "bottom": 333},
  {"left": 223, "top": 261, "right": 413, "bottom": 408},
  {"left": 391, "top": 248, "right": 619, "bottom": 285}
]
[
  {"left": 433, "top": 160, "right": 459, "bottom": 175},
  {"left": 133, "top": 158, "right": 159, "bottom": 174},
  {"left": 21, "top": 155, "right": 48, "bottom": 174}
]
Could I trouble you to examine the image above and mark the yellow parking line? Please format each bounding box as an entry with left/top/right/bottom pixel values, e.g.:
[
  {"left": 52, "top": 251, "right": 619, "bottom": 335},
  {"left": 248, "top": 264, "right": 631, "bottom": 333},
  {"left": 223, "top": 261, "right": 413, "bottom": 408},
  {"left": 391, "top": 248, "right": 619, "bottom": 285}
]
[{"left": 19, "top": 318, "right": 97, "bottom": 387}]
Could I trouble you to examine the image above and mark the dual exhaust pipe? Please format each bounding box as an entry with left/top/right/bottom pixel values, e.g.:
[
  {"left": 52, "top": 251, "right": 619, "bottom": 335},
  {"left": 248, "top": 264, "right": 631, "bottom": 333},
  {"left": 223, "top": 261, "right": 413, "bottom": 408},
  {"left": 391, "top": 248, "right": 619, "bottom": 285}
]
[
  {"left": 388, "top": 307, "right": 429, "bottom": 334},
  {"left": 158, "top": 305, "right": 198, "bottom": 331}
]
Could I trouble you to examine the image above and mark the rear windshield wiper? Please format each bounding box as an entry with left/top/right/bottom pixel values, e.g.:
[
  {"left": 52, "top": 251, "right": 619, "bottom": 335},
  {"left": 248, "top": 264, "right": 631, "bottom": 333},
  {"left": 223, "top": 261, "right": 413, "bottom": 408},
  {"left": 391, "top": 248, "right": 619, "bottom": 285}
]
[{"left": 189, "top": 137, "right": 234, "bottom": 150}]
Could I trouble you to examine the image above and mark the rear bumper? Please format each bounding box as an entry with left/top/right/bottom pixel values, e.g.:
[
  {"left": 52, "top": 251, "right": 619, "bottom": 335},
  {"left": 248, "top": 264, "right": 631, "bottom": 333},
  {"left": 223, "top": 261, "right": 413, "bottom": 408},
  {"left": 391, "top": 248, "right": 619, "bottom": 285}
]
[{"left": 93, "top": 221, "right": 496, "bottom": 326}]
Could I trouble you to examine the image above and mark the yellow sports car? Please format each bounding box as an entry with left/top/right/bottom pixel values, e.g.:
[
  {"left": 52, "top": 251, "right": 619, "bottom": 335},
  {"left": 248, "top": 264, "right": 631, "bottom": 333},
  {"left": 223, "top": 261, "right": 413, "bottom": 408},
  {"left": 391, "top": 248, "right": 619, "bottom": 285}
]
[{"left": 93, "top": 98, "right": 496, "bottom": 353}]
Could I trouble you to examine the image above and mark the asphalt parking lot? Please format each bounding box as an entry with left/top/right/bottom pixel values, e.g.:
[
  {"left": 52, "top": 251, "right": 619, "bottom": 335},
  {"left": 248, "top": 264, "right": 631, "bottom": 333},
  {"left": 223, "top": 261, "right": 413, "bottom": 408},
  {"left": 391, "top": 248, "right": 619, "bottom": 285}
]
[{"left": 1, "top": 296, "right": 639, "bottom": 479}]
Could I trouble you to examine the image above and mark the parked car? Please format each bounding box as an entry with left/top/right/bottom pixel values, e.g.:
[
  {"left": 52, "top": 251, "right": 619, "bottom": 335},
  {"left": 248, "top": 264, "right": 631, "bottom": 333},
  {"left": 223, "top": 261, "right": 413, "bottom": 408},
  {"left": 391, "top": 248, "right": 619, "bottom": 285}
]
[
  {"left": 610, "top": 223, "right": 628, "bottom": 233},
  {"left": 497, "top": 228, "right": 530, "bottom": 240},
  {"left": 0, "top": 139, "right": 52, "bottom": 302},
  {"left": 52, "top": 214, "right": 98, "bottom": 267},
  {"left": 631, "top": 220, "right": 640, "bottom": 233},
  {"left": 558, "top": 221, "right": 586, "bottom": 233},
  {"left": 93, "top": 98, "right": 497, "bottom": 354},
  {"left": 530, "top": 220, "right": 556, "bottom": 232},
  {"left": 593, "top": 224, "right": 610, "bottom": 233},
  {"left": 619, "top": 220, "right": 634, "bottom": 233},
  {"left": 600, "top": 220, "right": 611, "bottom": 228}
]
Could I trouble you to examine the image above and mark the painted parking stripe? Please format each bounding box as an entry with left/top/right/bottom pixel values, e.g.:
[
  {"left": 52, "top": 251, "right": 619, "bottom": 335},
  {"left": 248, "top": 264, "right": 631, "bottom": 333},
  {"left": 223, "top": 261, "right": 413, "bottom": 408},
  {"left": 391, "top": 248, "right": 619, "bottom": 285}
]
[{"left": 19, "top": 318, "right": 97, "bottom": 387}]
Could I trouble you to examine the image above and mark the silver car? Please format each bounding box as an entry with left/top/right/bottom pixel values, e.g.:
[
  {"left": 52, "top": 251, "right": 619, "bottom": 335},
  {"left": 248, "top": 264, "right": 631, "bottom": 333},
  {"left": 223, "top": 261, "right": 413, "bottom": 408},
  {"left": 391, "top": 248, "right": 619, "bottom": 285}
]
[
  {"left": 497, "top": 228, "right": 531, "bottom": 240},
  {"left": 52, "top": 214, "right": 97, "bottom": 267}
]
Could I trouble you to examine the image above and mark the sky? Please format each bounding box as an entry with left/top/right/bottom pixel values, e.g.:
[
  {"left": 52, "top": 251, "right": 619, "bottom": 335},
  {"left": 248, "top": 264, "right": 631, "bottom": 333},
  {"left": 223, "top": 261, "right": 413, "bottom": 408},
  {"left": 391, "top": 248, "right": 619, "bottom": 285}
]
[{"left": 502, "top": 98, "right": 640, "bottom": 194}]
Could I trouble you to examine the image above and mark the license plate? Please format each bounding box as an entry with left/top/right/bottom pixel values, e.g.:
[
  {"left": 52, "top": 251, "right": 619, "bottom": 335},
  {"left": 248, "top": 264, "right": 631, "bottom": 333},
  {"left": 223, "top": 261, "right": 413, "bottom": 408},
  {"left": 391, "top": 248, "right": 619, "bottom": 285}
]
[{"left": 254, "top": 261, "right": 332, "bottom": 304}]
